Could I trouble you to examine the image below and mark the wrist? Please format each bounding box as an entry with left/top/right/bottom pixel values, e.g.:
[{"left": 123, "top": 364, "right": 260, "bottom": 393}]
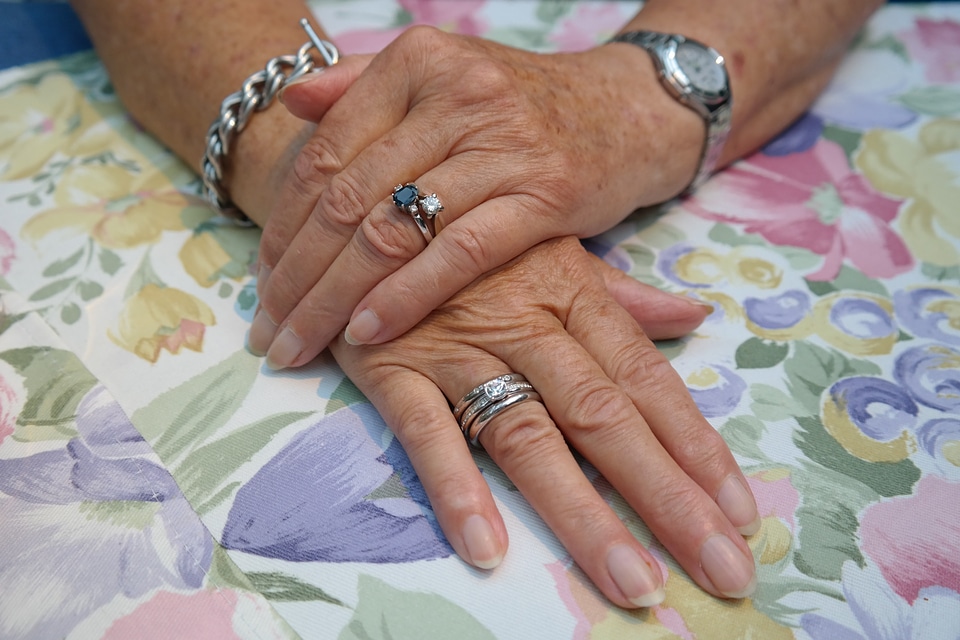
[
  {"left": 227, "top": 107, "right": 314, "bottom": 227},
  {"left": 577, "top": 43, "right": 705, "bottom": 207}
]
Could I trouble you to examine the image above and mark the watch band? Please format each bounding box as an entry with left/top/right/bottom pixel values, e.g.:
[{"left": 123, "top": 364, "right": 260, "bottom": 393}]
[{"left": 610, "top": 31, "right": 732, "bottom": 193}]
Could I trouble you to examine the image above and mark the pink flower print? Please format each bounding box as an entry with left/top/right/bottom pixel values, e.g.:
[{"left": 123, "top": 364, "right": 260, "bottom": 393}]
[
  {"left": 0, "top": 360, "right": 25, "bottom": 446},
  {"left": 334, "top": 0, "right": 487, "bottom": 55},
  {"left": 550, "top": 3, "right": 630, "bottom": 52},
  {"left": 0, "top": 229, "right": 14, "bottom": 275},
  {"left": 900, "top": 18, "right": 960, "bottom": 83},
  {"left": 861, "top": 475, "right": 960, "bottom": 604},
  {"left": 103, "top": 590, "right": 243, "bottom": 640},
  {"left": 746, "top": 470, "right": 800, "bottom": 528},
  {"left": 686, "top": 139, "right": 913, "bottom": 281}
]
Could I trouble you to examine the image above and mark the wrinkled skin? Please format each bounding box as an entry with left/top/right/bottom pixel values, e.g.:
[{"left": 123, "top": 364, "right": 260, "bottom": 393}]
[{"left": 329, "top": 237, "right": 758, "bottom": 607}]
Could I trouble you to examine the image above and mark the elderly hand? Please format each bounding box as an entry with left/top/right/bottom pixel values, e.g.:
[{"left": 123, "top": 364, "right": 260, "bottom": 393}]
[
  {"left": 329, "top": 237, "right": 759, "bottom": 607},
  {"left": 249, "top": 28, "right": 703, "bottom": 368}
]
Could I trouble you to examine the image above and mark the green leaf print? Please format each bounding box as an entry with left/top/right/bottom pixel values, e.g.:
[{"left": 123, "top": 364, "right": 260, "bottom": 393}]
[
  {"left": 804, "top": 265, "right": 889, "bottom": 298},
  {"left": 28, "top": 277, "right": 76, "bottom": 302},
  {"left": 794, "top": 415, "right": 920, "bottom": 498},
  {"left": 42, "top": 247, "right": 85, "bottom": 278},
  {"left": 897, "top": 86, "right": 960, "bottom": 117},
  {"left": 326, "top": 376, "right": 368, "bottom": 414},
  {"left": 735, "top": 338, "right": 790, "bottom": 370},
  {"left": 98, "top": 248, "right": 123, "bottom": 275},
  {"left": 174, "top": 411, "right": 314, "bottom": 506},
  {"left": 132, "top": 349, "right": 260, "bottom": 463},
  {"left": 339, "top": 575, "right": 494, "bottom": 640},
  {"left": 247, "top": 572, "right": 346, "bottom": 606},
  {"left": 0, "top": 347, "right": 97, "bottom": 439},
  {"left": 719, "top": 415, "right": 770, "bottom": 462},
  {"left": 783, "top": 342, "right": 881, "bottom": 416}
]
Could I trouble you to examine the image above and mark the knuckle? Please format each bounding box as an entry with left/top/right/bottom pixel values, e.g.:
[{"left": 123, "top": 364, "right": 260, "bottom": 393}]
[
  {"left": 671, "top": 425, "right": 729, "bottom": 472},
  {"left": 356, "top": 212, "right": 422, "bottom": 265},
  {"left": 563, "top": 382, "right": 636, "bottom": 437},
  {"left": 391, "top": 397, "right": 453, "bottom": 445},
  {"left": 613, "top": 346, "right": 678, "bottom": 394},
  {"left": 317, "top": 171, "right": 370, "bottom": 230},
  {"left": 484, "top": 411, "right": 564, "bottom": 464},
  {"left": 645, "top": 480, "right": 707, "bottom": 527},
  {"left": 438, "top": 223, "right": 494, "bottom": 276},
  {"left": 292, "top": 135, "right": 342, "bottom": 190}
]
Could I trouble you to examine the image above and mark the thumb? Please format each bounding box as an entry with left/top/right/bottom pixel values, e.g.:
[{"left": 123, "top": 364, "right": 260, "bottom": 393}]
[
  {"left": 279, "top": 54, "right": 375, "bottom": 122},
  {"left": 590, "top": 254, "right": 713, "bottom": 341}
]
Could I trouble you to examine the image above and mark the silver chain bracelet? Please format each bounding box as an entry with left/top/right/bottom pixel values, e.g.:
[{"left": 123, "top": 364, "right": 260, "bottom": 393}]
[{"left": 201, "top": 18, "right": 340, "bottom": 222}]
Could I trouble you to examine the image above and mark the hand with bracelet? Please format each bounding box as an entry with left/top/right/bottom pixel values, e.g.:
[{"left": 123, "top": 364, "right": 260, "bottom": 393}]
[
  {"left": 69, "top": 0, "right": 878, "bottom": 607},
  {"left": 248, "top": 0, "right": 885, "bottom": 369}
]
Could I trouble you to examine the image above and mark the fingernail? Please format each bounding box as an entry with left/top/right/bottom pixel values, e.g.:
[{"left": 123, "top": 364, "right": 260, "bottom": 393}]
[
  {"left": 266, "top": 327, "right": 303, "bottom": 370},
  {"left": 716, "top": 475, "right": 761, "bottom": 536},
  {"left": 699, "top": 534, "right": 757, "bottom": 599},
  {"left": 344, "top": 308, "right": 381, "bottom": 345},
  {"left": 462, "top": 514, "right": 502, "bottom": 570},
  {"left": 248, "top": 309, "right": 278, "bottom": 356},
  {"left": 670, "top": 292, "right": 714, "bottom": 314},
  {"left": 255, "top": 264, "right": 272, "bottom": 299},
  {"left": 606, "top": 544, "right": 665, "bottom": 608},
  {"left": 278, "top": 69, "right": 325, "bottom": 103}
]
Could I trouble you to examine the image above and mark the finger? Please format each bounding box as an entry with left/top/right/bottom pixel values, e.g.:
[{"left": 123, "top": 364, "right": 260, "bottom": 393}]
[
  {"left": 251, "top": 107, "right": 461, "bottom": 357},
  {"left": 567, "top": 288, "right": 761, "bottom": 538},
  {"left": 501, "top": 318, "right": 756, "bottom": 599},
  {"left": 341, "top": 357, "right": 508, "bottom": 570},
  {"left": 256, "top": 39, "right": 417, "bottom": 297},
  {"left": 343, "top": 194, "right": 557, "bottom": 345},
  {"left": 591, "top": 253, "right": 713, "bottom": 341},
  {"left": 436, "top": 367, "right": 666, "bottom": 609},
  {"left": 279, "top": 54, "right": 376, "bottom": 121},
  {"left": 265, "top": 154, "right": 552, "bottom": 367}
]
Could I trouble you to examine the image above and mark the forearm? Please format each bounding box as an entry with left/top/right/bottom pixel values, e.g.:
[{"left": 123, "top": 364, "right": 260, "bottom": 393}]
[
  {"left": 68, "top": 0, "right": 324, "bottom": 223},
  {"left": 611, "top": 0, "right": 884, "bottom": 193}
]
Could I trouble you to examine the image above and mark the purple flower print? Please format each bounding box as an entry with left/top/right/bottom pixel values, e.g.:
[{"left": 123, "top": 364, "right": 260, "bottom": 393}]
[
  {"left": 762, "top": 113, "right": 824, "bottom": 157},
  {"left": 916, "top": 418, "right": 960, "bottom": 460},
  {"left": 894, "top": 288, "right": 960, "bottom": 346},
  {"left": 0, "top": 386, "right": 211, "bottom": 639},
  {"left": 686, "top": 365, "right": 747, "bottom": 418},
  {"left": 802, "top": 560, "right": 960, "bottom": 640},
  {"left": 811, "top": 49, "right": 917, "bottom": 131},
  {"left": 894, "top": 344, "right": 960, "bottom": 412},
  {"left": 828, "top": 377, "right": 919, "bottom": 441},
  {"left": 222, "top": 403, "right": 452, "bottom": 563},
  {"left": 744, "top": 290, "right": 812, "bottom": 331}
]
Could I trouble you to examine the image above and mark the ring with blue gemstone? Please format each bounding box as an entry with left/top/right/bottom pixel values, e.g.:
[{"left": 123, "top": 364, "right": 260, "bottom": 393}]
[{"left": 391, "top": 183, "right": 443, "bottom": 242}]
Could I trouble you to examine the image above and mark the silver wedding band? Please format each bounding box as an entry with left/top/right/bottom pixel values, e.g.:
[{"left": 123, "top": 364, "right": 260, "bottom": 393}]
[
  {"left": 392, "top": 183, "right": 443, "bottom": 242},
  {"left": 455, "top": 374, "right": 542, "bottom": 447}
]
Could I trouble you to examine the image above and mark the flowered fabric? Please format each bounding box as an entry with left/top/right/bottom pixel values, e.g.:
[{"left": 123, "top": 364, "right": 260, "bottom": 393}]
[{"left": 2, "top": 1, "right": 960, "bottom": 638}]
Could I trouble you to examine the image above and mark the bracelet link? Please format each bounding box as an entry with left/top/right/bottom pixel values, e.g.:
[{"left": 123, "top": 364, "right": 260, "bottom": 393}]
[{"left": 201, "top": 18, "right": 340, "bottom": 222}]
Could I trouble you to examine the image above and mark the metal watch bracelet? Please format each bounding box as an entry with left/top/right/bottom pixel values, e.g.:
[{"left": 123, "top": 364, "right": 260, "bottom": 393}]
[{"left": 201, "top": 18, "right": 340, "bottom": 222}]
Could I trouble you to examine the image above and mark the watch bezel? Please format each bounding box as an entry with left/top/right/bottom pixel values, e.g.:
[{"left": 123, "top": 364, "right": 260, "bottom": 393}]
[{"left": 659, "top": 36, "right": 731, "bottom": 109}]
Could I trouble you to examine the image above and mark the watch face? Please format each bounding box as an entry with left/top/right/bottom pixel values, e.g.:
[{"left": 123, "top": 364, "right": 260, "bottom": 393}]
[{"left": 675, "top": 41, "right": 726, "bottom": 93}]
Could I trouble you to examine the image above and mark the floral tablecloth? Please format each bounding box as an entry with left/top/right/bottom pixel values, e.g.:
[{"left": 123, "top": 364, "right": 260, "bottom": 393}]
[{"left": 2, "top": 1, "right": 960, "bottom": 638}]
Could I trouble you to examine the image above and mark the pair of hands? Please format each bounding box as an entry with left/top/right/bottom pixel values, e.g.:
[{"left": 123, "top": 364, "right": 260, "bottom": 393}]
[{"left": 247, "top": 28, "right": 757, "bottom": 606}]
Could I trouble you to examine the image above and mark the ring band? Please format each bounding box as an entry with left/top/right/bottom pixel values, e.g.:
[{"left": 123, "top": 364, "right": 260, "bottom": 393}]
[
  {"left": 392, "top": 183, "right": 443, "bottom": 242},
  {"left": 454, "top": 373, "right": 541, "bottom": 448},
  {"left": 468, "top": 390, "right": 542, "bottom": 447}
]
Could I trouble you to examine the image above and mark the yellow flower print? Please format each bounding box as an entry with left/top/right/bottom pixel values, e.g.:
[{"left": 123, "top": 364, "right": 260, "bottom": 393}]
[
  {"left": 110, "top": 284, "right": 216, "bottom": 362},
  {"left": 857, "top": 119, "right": 960, "bottom": 267},
  {"left": 179, "top": 224, "right": 259, "bottom": 288},
  {"left": 0, "top": 74, "right": 111, "bottom": 179},
  {"left": 21, "top": 163, "right": 188, "bottom": 249},
  {"left": 671, "top": 246, "right": 783, "bottom": 289},
  {"left": 812, "top": 292, "right": 898, "bottom": 356}
]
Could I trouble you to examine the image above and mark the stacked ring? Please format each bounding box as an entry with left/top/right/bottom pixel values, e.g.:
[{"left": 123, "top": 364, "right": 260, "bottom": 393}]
[
  {"left": 454, "top": 374, "right": 542, "bottom": 447},
  {"left": 392, "top": 183, "right": 443, "bottom": 242}
]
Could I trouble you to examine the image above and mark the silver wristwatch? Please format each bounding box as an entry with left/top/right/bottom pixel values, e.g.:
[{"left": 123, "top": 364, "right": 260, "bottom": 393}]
[{"left": 610, "top": 31, "right": 732, "bottom": 193}]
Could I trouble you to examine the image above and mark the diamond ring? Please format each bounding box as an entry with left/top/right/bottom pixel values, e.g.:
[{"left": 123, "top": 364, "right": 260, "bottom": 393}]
[
  {"left": 392, "top": 183, "right": 444, "bottom": 242},
  {"left": 454, "top": 374, "right": 542, "bottom": 448}
]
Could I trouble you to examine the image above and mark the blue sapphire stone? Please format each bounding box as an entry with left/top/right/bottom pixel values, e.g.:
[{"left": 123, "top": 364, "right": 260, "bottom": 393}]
[{"left": 393, "top": 184, "right": 419, "bottom": 208}]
